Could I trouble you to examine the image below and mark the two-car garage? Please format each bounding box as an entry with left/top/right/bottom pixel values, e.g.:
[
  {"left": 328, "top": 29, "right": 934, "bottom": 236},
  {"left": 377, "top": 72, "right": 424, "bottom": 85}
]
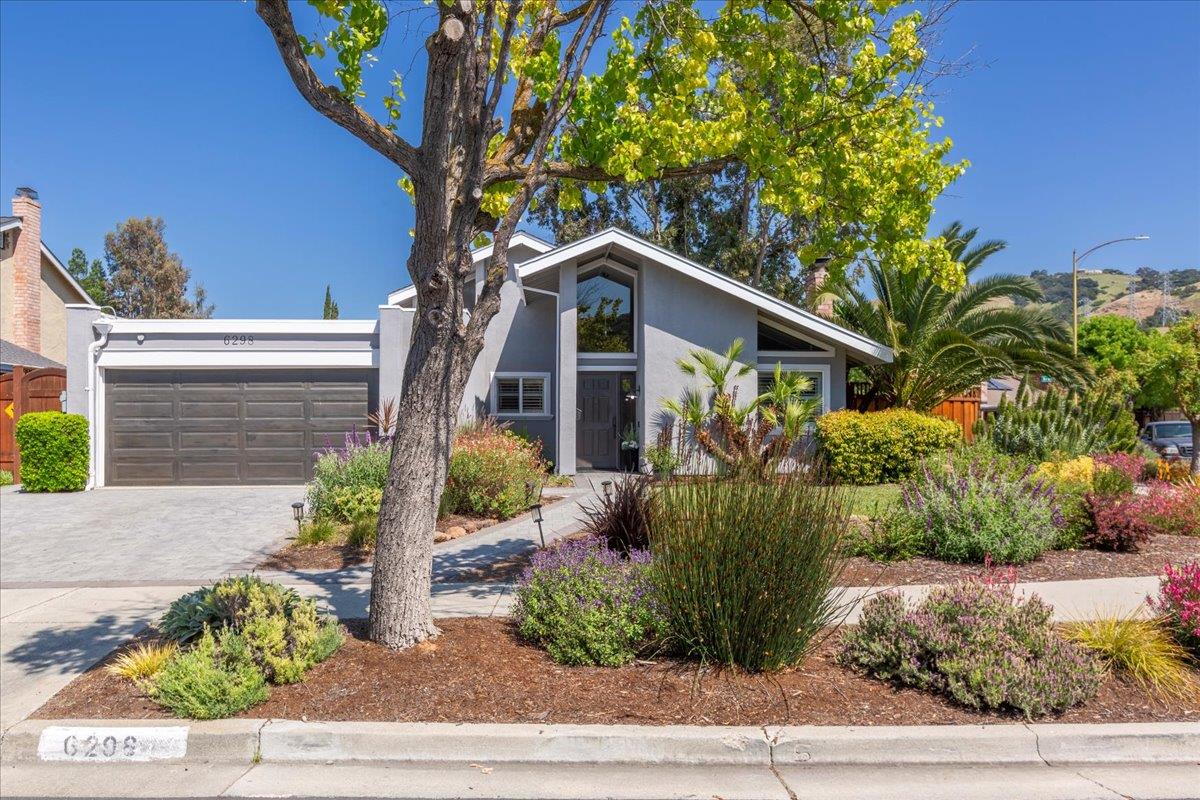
[{"left": 103, "top": 369, "right": 374, "bottom": 486}]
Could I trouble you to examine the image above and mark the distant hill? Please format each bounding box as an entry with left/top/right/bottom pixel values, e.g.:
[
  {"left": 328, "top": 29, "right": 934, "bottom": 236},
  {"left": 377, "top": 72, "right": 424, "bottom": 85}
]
[{"left": 994, "top": 267, "right": 1198, "bottom": 327}]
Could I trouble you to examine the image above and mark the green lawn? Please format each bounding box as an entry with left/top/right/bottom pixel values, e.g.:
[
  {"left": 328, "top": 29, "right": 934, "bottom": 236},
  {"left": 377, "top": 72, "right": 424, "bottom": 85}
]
[{"left": 846, "top": 483, "right": 901, "bottom": 518}]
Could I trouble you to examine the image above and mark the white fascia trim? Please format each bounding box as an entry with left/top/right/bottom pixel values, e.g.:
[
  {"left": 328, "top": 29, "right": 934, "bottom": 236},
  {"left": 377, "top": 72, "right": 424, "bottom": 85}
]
[
  {"left": 578, "top": 352, "right": 637, "bottom": 360},
  {"left": 489, "top": 371, "right": 553, "bottom": 417},
  {"left": 1, "top": 217, "right": 22, "bottom": 232},
  {"left": 96, "top": 350, "right": 378, "bottom": 368},
  {"left": 388, "top": 232, "right": 556, "bottom": 306},
  {"left": 757, "top": 362, "right": 831, "bottom": 413},
  {"left": 105, "top": 319, "right": 379, "bottom": 335},
  {"left": 577, "top": 364, "right": 638, "bottom": 372},
  {"left": 514, "top": 228, "right": 893, "bottom": 364}
]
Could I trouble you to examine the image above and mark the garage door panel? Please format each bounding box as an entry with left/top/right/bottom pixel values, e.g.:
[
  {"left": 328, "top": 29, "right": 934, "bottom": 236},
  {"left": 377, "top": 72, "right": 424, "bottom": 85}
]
[
  {"left": 111, "top": 431, "right": 175, "bottom": 451},
  {"left": 111, "top": 400, "right": 175, "bottom": 419},
  {"left": 106, "top": 369, "right": 372, "bottom": 485},
  {"left": 179, "top": 431, "right": 240, "bottom": 450},
  {"left": 245, "top": 431, "right": 307, "bottom": 448},
  {"left": 179, "top": 461, "right": 243, "bottom": 482},
  {"left": 244, "top": 401, "right": 305, "bottom": 418}
]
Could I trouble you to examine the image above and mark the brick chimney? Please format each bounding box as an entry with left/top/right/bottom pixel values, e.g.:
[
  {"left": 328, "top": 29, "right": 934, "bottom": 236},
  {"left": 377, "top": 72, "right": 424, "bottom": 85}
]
[
  {"left": 805, "top": 256, "right": 834, "bottom": 318},
  {"left": 10, "top": 187, "right": 42, "bottom": 353}
]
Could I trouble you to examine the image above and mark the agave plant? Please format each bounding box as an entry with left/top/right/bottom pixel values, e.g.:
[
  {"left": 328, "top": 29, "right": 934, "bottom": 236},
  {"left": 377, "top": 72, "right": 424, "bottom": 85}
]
[
  {"left": 662, "top": 339, "right": 818, "bottom": 476},
  {"left": 832, "top": 222, "right": 1090, "bottom": 411}
]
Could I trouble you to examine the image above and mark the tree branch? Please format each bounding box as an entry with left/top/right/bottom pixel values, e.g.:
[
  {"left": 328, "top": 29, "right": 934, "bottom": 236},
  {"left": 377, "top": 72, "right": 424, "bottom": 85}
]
[{"left": 255, "top": 0, "right": 420, "bottom": 175}]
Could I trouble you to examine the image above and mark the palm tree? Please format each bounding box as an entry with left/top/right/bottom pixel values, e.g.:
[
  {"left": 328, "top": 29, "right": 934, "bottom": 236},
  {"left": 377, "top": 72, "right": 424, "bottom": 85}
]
[
  {"left": 832, "top": 222, "right": 1089, "bottom": 412},
  {"left": 662, "top": 339, "right": 819, "bottom": 474}
]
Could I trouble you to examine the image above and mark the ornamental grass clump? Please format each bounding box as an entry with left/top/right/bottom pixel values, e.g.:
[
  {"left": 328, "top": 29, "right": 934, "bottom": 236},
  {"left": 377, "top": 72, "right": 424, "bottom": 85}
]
[
  {"left": 900, "top": 455, "right": 1061, "bottom": 564},
  {"left": 649, "top": 470, "right": 849, "bottom": 672},
  {"left": 580, "top": 475, "right": 652, "bottom": 554},
  {"left": 1065, "top": 614, "right": 1196, "bottom": 701},
  {"left": 840, "top": 577, "right": 1103, "bottom": 718},
  {"left": 513, "top": 536, "right": 664, "bottom": 667}
]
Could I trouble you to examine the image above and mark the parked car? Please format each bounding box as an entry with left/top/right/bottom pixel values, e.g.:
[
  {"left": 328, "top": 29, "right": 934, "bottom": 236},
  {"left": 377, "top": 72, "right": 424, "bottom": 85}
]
[{"left": 1141, "top": 420, "right": 1194, "bottom": 459}]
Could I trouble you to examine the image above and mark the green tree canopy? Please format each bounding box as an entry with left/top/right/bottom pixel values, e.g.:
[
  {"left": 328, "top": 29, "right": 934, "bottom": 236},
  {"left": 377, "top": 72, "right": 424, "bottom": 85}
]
[
  {"left": 1142, "top": 319, "right": 1200, "bottom": 473},
  {"left": 105, "top": 217, "right": 212, "bottom": 319},
  {"left": 832, "top": 221, "right": 1088, "bottom": 411},
  {"left": 322, "top": 285, "right": 340, "bottom": 320},
  {"left": 258, "top": 0, "right": 970, "bottom": 649},
  {"left": 66, "top": 247, "right": 111, "bottom": 308}
]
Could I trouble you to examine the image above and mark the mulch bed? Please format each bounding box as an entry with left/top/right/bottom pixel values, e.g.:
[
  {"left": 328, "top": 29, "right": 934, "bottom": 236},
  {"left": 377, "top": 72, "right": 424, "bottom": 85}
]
[
  {"left": 840, "top": 534, "right": 1200, "bottom": 587},
  {"left": 259, "top": 496, "right": 565, "bottom": 571},
  {"left": 34, "top": 618, "right": 1200, "bottom": 726}
]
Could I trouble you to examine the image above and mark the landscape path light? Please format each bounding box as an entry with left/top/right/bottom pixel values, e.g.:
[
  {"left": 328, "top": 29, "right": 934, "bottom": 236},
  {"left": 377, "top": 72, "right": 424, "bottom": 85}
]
[{"left": 291, "top": 501, "right": 305, "bottom": 536}]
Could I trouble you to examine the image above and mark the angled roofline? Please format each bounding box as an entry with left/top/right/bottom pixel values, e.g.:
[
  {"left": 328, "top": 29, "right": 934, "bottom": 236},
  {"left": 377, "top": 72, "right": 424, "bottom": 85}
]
[
  {"left": 515, "top": 227, "right": 893, "bottom": 364},
  {"left": 386, "top": 231, "right": 555, "bottom": 306},
  {"left": 2, "top": 217, "right": 96, "bottom": 305}
]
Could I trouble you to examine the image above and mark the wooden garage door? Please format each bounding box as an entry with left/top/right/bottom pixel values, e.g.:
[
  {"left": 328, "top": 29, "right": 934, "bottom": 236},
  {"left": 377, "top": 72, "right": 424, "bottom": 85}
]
[{"left": 105, "top": 369, "right": 373, "bottom": 485}]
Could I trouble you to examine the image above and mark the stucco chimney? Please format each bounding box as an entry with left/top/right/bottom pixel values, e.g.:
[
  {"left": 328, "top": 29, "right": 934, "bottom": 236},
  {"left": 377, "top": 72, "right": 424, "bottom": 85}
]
[
  {"left": 10, "top": 187, "right": 43, "bottom": 353},
  {"left": 805, "top": 256, "right": 834, "bottom": 318}
]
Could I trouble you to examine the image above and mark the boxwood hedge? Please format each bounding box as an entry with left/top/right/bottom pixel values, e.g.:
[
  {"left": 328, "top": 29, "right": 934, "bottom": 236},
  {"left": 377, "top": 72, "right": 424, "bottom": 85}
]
[{"left": 14, "top": 411, "right": 89, "bottom": 492}]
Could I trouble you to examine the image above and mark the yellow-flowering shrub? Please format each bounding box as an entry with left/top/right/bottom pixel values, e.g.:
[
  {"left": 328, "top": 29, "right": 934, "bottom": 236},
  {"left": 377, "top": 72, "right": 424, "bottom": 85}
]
[
  {"left": 815, "top": 410, "right": 961, "bottom": 485},
  {"left": 1034, "top": 456, "right": 1098, "bottom": 489}
]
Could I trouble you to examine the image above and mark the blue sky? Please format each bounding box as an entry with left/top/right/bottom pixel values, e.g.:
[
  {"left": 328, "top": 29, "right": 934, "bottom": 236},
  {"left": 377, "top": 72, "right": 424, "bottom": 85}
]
[{"left": 1, "top": 0, "right": 1197, "bottom": 319}]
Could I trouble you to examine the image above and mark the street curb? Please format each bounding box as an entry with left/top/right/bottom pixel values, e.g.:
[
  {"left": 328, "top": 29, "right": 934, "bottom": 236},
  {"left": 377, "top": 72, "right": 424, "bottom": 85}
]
[{"left": 3, "top": 720, "right": 1198, "bottom": 767}]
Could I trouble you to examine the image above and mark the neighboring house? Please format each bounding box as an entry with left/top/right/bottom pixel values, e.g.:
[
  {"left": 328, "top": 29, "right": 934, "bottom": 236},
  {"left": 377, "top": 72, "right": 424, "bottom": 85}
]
[
  {"left": 66, "top": 228, "right": 892, "bottom": 487},
  {"left": 1, "top": 188, "right": 95, "bottom": 369}
]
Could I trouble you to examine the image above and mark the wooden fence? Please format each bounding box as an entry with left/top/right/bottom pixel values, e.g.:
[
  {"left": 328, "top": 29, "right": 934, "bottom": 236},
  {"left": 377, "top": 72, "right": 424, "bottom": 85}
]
[
  {"left": 0, "top": 366, "right": 67, "bottom": 481},
  {"left": 846, "top": 383, "right": 982, "bottom": 442}
]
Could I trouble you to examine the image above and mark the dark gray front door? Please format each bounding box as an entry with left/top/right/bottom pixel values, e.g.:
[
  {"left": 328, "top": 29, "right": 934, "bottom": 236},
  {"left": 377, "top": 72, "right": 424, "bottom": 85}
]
[
  {"left": 577, "top": 372, "right": 619, "bottom": 469},
  {"left": 105, "top": 369, "right": 372, "bottom": 485}
]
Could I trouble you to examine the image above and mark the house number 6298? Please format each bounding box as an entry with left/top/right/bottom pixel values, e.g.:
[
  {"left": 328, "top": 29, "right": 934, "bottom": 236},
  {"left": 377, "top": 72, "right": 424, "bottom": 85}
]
[{"left": 223, "top": 335, "right": 254, "bottom": 346}]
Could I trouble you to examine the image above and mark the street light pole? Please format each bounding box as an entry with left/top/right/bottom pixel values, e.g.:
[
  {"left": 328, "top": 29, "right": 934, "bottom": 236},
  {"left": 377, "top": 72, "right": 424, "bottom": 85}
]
[{"left": 1071, "top": 235, "right": 1150, "bottom": 355}]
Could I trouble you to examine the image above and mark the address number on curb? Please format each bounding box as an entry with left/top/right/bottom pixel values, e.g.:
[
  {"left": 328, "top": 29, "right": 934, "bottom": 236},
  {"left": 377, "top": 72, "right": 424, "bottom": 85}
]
[{"left": 37, "top": 726, "right": 188, "bottom": 762}]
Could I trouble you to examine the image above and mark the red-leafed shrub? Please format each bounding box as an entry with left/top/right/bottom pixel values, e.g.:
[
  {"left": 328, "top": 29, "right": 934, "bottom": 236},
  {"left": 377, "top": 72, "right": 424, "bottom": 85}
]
[{"left": 1084, "top": 493, "right": 1156, "bottom": 551}]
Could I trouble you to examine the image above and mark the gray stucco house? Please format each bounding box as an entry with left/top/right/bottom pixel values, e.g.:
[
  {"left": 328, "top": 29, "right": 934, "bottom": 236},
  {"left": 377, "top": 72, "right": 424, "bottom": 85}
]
[{"left": 66, "top": 228, "right": 892, "bottom": 487}]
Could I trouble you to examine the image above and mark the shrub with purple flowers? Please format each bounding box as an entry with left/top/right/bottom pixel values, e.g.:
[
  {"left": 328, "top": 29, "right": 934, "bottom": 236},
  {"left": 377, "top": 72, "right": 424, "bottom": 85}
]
[
  {"left": 898, "top": 455, "right": 1062, "bottom": 564},
  {"left": 839, "top": 578, "right": 1103, "bottom": 718},
  {"left": 307, "top": 430, "right": 391, "bottom": 521},
  {"left": 1149, "top": 560, "right": 1200, "bottom": 656},
  {"left": 512, "top": 536, "right": 665, "bottom": 667}
]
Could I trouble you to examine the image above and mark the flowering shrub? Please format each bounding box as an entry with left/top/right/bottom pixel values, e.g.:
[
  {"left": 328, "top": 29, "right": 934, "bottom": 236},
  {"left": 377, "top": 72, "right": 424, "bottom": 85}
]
[
  {"left": 1135, "top": 482, "right": 1200, "bottom": 537},
  {"left": 512, "top": 536, "right": 664, "bottom": 666},
  {"left": 1084, "top": 482, "right": 1199, "bottom": 551},
  {"left": 898, "top": 456, "right": 1061, "bottom": 564},
  {"left": 1157, "top": 459, "right": 1194, "bottom": 483},
  {"left": 840, "top": 577, "right": 1103, "bottom": 718},
  {"left": 308, "top": 430, "right": 390, "bottom": 520},
  {"left": 1093, "top": 452, "right": 1152, "bottom": 484},
  {"left": 1034, "top": 456, "right": 1098, "bottom": 489},
  {"left": 1149, "top": 560, "right": 1200, "bottom": 656},
  {"left": 441, "top": 419, "right": 550, "bottom": 520}
]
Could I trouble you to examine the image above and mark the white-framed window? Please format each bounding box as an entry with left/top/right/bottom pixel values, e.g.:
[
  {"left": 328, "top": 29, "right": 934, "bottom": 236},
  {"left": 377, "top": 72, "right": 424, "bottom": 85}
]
[
  {"left": 757, "top": 364, "right": 830, "bottom": 416},
  {"left": 492, "top": 372, "right": 551, "bottom": 417}
]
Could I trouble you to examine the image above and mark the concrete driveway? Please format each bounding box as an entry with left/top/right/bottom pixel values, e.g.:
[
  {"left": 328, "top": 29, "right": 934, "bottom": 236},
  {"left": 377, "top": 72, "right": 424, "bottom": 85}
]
[{"left": 0, "top": 484, "right": 303, "bottom": 586}]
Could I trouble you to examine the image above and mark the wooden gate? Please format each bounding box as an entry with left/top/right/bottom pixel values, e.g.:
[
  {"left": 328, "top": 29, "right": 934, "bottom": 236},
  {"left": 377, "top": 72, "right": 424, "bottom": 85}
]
[
  {"left": 846, "top": 383, "right": 982, "bottom": 442},
  {"left": 0, "top": 367, "right": 67, "bottom": 481}
]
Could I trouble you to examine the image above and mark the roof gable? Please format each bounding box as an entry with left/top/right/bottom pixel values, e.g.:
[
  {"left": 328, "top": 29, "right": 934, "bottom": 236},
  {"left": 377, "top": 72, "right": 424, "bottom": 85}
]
[{"left": 515, "top": 228, "right": 892, "bottom": 364}]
